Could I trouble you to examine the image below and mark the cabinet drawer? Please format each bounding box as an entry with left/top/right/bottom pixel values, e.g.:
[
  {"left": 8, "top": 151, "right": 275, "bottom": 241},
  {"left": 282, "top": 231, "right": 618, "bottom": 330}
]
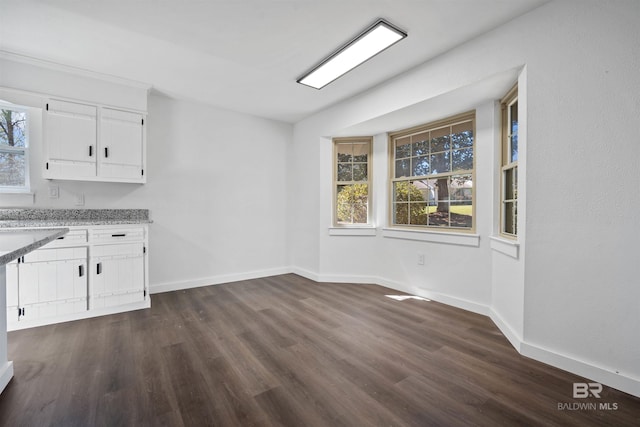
[
  {"left": 90, "top": 227, "right": 145, "bottom": 244},
  {"left": 91, "top": 242, "right": 144, "bottom": 258},
  {"left": 23, "top": 247, "right": 87, "bottom": 263},
  {"left": 42, "top": 229, "right": 88, "bottom": 248}
]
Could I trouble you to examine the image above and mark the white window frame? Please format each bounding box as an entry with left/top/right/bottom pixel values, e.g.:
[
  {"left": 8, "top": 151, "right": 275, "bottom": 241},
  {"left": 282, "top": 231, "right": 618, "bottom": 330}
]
[
  {"left": 0, "top": 101, "right": 30, "bottom": 193},
  {"left": 388, "top": 111, "right": 476, "bottom": 232},
  {"left": 500, "top": 85, "right": 518, "bottom": 238},
  {"left": 332, "top": 137, "right": 373, "bottom": 228}
]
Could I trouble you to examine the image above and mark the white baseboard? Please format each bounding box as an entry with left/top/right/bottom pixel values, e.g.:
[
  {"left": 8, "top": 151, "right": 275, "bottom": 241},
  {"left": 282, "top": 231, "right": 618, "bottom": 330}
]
[
  {"left": 489, "top": 308, "right": 523, "bottom": 352},
  {"left": 150, "top": 266, "right": 292, "bottom": 294},
  {"left": 289, "top": 266, "right": 320, "bottom": 282},
  {"left": 0, "top": 361, "right": 13, "bottom": 394},
  {"left": 292, "top": 271, "right": 490, "bottom": 317},
  {"left": 521, "top": 342, "right": 640, "bottom": 398}
]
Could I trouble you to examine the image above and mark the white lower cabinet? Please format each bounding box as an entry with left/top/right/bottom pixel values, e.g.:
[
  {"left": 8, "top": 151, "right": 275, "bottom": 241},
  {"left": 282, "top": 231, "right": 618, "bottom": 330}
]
[
  {"left": 91, "top": 243, "right": 145, "bottom": 309},
  {"left": 6, "top": 224, "right": 149, "bottom": 330}
]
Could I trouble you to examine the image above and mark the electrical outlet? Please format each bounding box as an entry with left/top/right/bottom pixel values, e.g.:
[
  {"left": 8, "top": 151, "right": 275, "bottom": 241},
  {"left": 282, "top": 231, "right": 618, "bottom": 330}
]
[
  {"left": 418, "top": 253, "right": 425, "bottom": 265},
  {"left": 74, "top": 193, "right": 85, "bottom": 206},
  {"left": 48, "top": 185, "right": 59, "bottom": 199}
]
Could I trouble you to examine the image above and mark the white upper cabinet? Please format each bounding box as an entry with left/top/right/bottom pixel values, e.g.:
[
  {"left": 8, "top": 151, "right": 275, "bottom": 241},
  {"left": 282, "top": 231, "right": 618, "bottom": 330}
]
[
  {"left": 99, "top": 107, "right": 144, "bottom": 181},
  {"left": 44, "top": 100, "right": 98, "bottom": 179},
  {"left": 44, "top": 99, "right": 146, "bottom": 183}
]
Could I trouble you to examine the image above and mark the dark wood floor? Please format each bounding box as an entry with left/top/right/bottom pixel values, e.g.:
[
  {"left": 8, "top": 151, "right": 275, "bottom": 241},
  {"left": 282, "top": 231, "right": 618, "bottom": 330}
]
[{"left": 0, "top": 274, "right": 638, "bottom": 426}]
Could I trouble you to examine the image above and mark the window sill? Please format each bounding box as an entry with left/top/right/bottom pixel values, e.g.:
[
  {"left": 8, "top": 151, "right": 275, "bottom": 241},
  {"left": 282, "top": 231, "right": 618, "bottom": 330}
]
[
  {"left": 328, "top": 227, "right": 377, "bottom": 236},
  {"left": 382, "top": 228, "right": 479, "bottom": 247},
  {"left": 490, "top": 236, "right": 519, "bottom": 259}
]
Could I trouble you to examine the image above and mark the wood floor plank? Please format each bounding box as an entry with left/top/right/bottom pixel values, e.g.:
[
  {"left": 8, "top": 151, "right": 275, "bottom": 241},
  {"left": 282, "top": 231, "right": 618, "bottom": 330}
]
[{"left": 0, "top": 273, "right": 638, "bottom": 426}]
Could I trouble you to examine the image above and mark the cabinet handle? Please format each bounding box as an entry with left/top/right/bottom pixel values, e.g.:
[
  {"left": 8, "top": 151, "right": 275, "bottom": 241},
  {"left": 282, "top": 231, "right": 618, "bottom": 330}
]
[
  {"left": 79, "top": 265, "right": 84, "bottom": 277},
  {"left": 57, "top": 236, "right": 65, "bottom": 240},
  {"left": 105, "top": 147, "right": 109, "bottom": 158},
  {"left": 111, "top": 233, "right": 126, "bottom": 237},
  {"left": 89, "top": 145, "right": 93, "bottom": 157},
  {"left": 97, "top": 262, "right": 102, "bottom": 275}
]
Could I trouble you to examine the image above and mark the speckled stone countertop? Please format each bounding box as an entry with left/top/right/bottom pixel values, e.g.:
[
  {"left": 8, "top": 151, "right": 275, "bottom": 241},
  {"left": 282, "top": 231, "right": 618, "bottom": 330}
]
[
  {"left": 0, "top": 228, "right": 69, "bottom": 265},
  {"left": 0, "top": 209, "right": 152, "bottom": 228}
]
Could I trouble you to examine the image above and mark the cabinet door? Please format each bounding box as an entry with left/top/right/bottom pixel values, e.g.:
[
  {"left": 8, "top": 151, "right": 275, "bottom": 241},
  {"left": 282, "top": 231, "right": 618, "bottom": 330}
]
[
  {"left": 18, "top": 251, "right": 88, "bottom": 322},
  {"left": 44, "top": 99, "right": 97, "bottom": 179},
  {"left": 91, "top": 243, "right": 145, "bottom": 309},
  {"left": 99, "top": 108, "right": 144, "bottom": 181}
]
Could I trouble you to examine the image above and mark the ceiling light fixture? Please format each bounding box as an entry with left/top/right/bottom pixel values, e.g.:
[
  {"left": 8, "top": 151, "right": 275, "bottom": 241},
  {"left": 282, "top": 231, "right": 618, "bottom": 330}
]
[{"left": 297, "top": 19, "right": 407, "bottom": 90}]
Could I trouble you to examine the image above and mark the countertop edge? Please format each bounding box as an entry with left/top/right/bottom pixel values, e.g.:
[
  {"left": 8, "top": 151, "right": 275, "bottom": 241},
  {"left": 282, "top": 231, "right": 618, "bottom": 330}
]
[
  {"left": 0, "top": 228, "right": 69, "bottom": 266},
  {"left": 0, "top": 220, "right": 153, "bottom": 228}
]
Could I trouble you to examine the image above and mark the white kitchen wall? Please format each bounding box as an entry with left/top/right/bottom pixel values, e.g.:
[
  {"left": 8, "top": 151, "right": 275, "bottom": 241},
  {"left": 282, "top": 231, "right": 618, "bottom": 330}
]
[
  {"left": 291, "top": 0, "right": 640, "bottom": 397},
  {"left": 141, "top": 95, "right": 292, "bottom": 291}
]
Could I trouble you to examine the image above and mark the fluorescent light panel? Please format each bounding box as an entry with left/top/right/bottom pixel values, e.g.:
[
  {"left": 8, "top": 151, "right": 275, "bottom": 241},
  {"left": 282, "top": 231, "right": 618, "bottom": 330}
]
[{"left": 298, "top": 19, "right": 407, "bottom": 89}]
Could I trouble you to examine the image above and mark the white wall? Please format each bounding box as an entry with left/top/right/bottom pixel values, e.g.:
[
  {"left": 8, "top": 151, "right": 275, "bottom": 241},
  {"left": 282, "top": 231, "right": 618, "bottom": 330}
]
[
  {"left": 142, "top": 95, "right": 292, "bottom": 291},
  {"left": 291, "top": 0, "right": 640, "bottom": 397},
  {"left": 521, "top": 1, "right": 640, "bottom": 395}
]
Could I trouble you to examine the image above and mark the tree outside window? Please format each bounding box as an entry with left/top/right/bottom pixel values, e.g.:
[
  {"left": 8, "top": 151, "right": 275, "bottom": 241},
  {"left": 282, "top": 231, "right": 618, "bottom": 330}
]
[
  {"left": 390, "top": 112, "right": 475, "bottom": 230},
  {"left": 0, "top": 103, "right": 29, "bottom": 191}
]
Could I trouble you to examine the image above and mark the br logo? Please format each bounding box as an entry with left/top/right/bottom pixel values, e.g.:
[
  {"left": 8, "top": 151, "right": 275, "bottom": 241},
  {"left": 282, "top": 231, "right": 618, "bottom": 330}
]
[{"left": 573, "top": 383, "right": 602, "bottom": 398}]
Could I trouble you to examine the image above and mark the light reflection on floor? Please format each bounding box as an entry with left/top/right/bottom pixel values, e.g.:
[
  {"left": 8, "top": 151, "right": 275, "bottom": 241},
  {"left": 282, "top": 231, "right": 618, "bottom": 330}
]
[{"left": 385, "top": 295, "right": 430, "bottom": 302}]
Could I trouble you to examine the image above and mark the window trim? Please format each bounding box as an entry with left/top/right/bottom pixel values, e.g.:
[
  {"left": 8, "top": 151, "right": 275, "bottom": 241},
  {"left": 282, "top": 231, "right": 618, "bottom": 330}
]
[
  {"left": 0, "top": 101, "right": 30, "bottom": 193},
  {"left": 332, "top": 136, "right": 373, "bottom": 227},
  {"left": 388, "top": 110, "right": 476, "bottom": 233},
  {"left": 500, "top": 84, "right": 518, "bottom": 239}
]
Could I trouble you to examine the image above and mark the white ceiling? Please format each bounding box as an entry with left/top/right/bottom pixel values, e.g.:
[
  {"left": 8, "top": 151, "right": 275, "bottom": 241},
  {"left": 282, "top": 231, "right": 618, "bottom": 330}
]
[{"left": 0, "top": 0, "right": 548, "bottom": 123}]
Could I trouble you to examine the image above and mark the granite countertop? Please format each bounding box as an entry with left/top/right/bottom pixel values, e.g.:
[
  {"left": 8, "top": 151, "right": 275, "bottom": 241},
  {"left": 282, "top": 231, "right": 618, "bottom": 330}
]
[
  {"left": 0, "top": 219, "right": 152, "bottom": 228},
  {"left": 0, "top": 228, "right": 69, "bottom": 266},
  {"left": 0, "top": 209, "right": 152, "bottom": 228}
]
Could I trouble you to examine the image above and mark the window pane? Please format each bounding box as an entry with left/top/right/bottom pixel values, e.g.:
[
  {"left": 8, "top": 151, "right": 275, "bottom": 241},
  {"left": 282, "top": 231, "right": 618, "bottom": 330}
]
[
  {"left": 411, "top": 180, "right": 429, "bottom": 202},
  {"left": 409, "top": 202, "right": 427, "bottom": 225},
  {"left": 451, "top": 122, "right": 473, "bottom": 149},
  {"left": 428, "top": 200, "right": 449, "bottom": 227},
  {"left": 336, "top": 184, "right": 368, "bottom": 224},
  {"left": 411, "top": 132, "right": 429, "bottom": 156},
  {"left": 411, "top": 155, "right": 429, "bottom": 176},
  {"left": 450, "top": 175, "right": 472, "bottom": 201},
  {"left": 395, "top": 137, "right": 411, "bottom": 158},
  {"left": 0, "top": 151, "right": 26, "bottom": 186},
  {"left": 429, "top": 151, "right": 450, "bottom": 174},
  {"left": 450, "top": 201, "right": 473, "bottom": 228},
  {"left": 452, "top": 148, "right": 473, "bottom": 172},
  {"left": 336, "top": 143, "right": 352, "bottom": 162},
  {"left": 450, "top": 175, "right": 473, "bottom": 228},
  {"left": 353, "top": 163, "right": 367, "bottom": 181},
  {"left": 510, "top": 101, "right": 518, "bottom": 162},
  {"left": 352, "top": 143, "right": 368, "bottom": 162},
  {"left": 0, "top": 109, "right": 27, "bottom": 148},
  {"left": 395, "top": 159, "right": 410, "bottom": 178},
  {"left": 430, "top": 126, "right": 450, "bottom": 152},
  {"left": 394, "top": 203, "right": 409, "bottom": 225},
  {"left": 337, "top": 163, "right": 352, "bottom": 181},
  {"left": 504, "top": 201, "right": 517, "bottom": 234},
  {"left": 394, "top": 181, "right": 409, "bottom": 202},
  {"left": 504, "top": 167, "right": 517, "bottom": 200}
]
